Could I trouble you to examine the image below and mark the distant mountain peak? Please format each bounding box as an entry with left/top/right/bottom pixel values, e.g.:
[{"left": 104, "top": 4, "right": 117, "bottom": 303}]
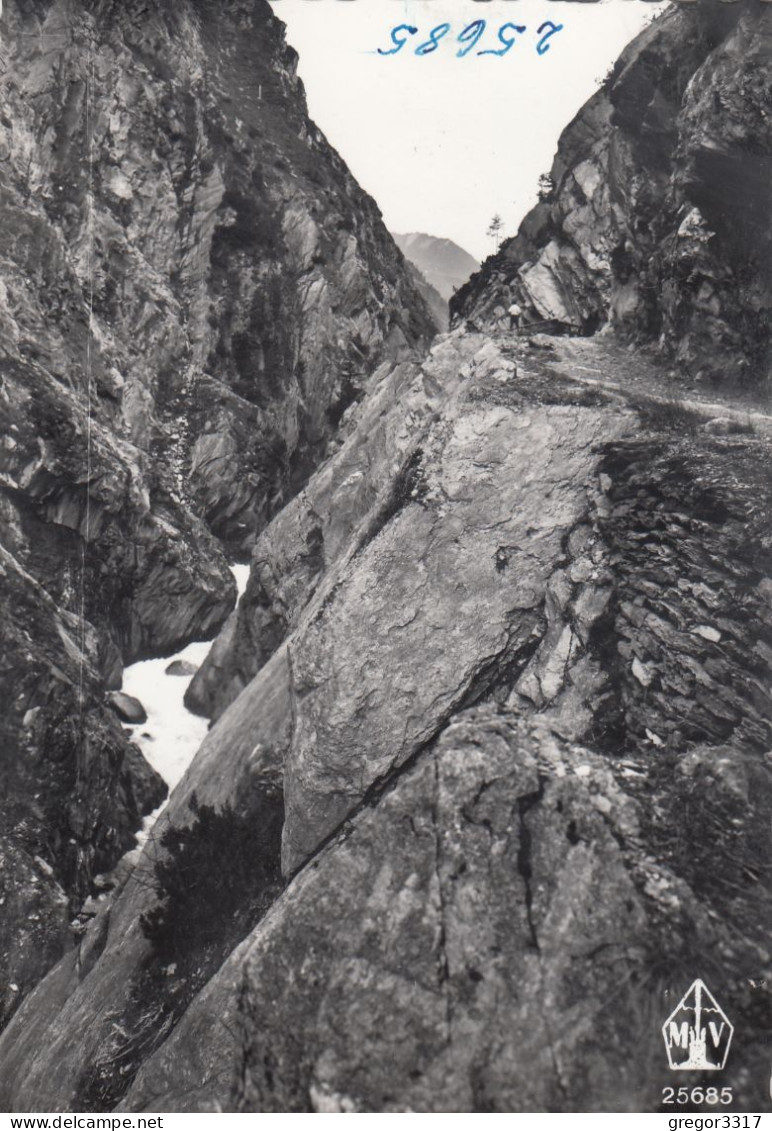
[{"left": 392, "top": 232, "right": 479, "bottom": 302}]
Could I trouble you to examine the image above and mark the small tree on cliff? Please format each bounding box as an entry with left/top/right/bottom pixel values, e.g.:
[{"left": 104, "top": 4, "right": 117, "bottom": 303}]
[
  {"left": 487, "top": 214, "right": 504, "bottom": 253},
  {"left": 538, "top": 173, "right": 555, "bottom": 203}
]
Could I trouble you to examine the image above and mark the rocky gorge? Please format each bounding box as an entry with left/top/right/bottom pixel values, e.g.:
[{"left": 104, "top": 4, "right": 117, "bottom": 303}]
[
  {"left": 0, "top": 0, "right": 434, "bottom": 1031},
  {"left": 0, "top": 0, "right": 770, "bottom": 1116}
]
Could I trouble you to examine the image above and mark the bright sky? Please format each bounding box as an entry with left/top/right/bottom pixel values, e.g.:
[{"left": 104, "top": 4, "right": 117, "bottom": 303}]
[{"left": 268, "top": 0, "right": 666, "bottom": 260}]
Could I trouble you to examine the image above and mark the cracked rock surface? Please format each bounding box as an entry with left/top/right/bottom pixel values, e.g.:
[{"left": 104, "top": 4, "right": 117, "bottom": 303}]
[
  {"left": 0, "top": 0, "right": 433, "bottom": 1019},
  {"left": 2, "top": 326, "right": 770, "bottom": 1112},
  {"left": 116, "top": 707, "right": 769, "bottom": 1113}
]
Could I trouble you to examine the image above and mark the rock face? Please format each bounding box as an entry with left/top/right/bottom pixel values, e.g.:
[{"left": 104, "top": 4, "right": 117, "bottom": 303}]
[
  {"left": 0, "top": 547, "right": 167, "bottom": 1031},
  {"left": 453, "top": 1, "right": 771, "bottom": 386},
  {"left": 185, "top": 342, "right": 474, "bottom": 721},
  {"left": 402, "top": 259, "right": 448, "bottom": 333},
  {"left": 0, "top": 0, "right": 433, "bottom": 1023},
  {"left": 0, "top": 0, "right": 433, "bottom": 553},
  {"left": 118, "top": 709, "right": 771, "bottom": 1114},
  {"left": 0, "top": 0, "right": 770, "bottom": 1115},
  {"left": 2, "top": 327, "right": 771, "bottom": 1112}
]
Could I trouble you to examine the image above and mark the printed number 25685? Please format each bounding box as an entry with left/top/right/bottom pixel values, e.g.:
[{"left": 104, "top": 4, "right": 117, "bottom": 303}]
[{"left": 662, "top": 1086, "right": 733, "bottom": 1105}]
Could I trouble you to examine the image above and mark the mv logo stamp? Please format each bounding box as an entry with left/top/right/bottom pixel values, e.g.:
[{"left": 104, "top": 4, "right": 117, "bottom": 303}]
[{"left": 663, "top": 980, "right": 733, "bottom": 1071}]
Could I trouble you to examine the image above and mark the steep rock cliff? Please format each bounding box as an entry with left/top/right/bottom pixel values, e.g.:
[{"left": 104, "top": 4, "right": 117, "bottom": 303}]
[
  {"left": 0, "top": 545, "right": 167, "bottom": 1031},
  {"left": 0, "top": 0, "right": 433, "bottom": 1021},
  {"left": 121, "top": 708, "right": 771, "bottom": 1114},
  {"left": 1, "top": 0, "right": 434, "bottom": 549},
  {"left": 2, "top": 328, "right": 770, "bottom": 1112},
  {"left": 453, "top": 1, "right": 770, "bottom": 386}
]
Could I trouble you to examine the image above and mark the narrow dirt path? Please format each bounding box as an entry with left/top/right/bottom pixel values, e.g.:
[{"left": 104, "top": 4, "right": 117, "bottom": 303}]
[{"left": 496, "top": 330, "right": 772, "bottom": 438}]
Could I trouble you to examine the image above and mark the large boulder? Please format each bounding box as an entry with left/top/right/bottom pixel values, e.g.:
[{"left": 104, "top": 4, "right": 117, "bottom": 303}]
[
  {"left": 164, "top": 661, "right": 198, "bottom": 679},
  {"left": 107, "top": 693, "right": 147, "bottom": 726}
]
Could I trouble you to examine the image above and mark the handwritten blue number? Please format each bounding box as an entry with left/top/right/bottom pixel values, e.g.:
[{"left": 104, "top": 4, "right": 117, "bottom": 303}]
[
  {"left": 377, "top": 24, "right": 418, "bottom": 56},
  {"left": 478, "top": 23, "right": 526, "bottom": 58},
  {"left": 457, "top": 20, "right": 486, "bottom": 58},
  {"left": 536, "top": 21, "right": 564, "bottom": 56},
  {"left": 415, "top": 23, "right": 451, "bottom": 56}
]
